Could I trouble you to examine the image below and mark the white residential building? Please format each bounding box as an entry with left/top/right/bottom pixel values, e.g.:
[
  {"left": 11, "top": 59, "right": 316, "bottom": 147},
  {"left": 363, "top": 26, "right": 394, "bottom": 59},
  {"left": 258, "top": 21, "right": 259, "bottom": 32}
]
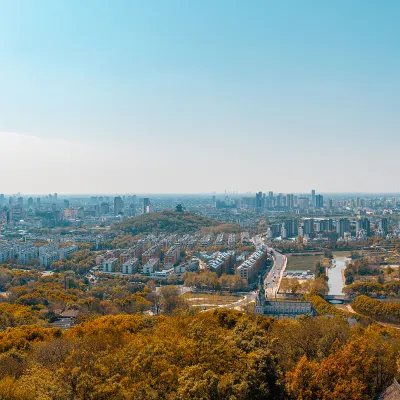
[
  {"left": 121, "top": 258, "right": 139, "bottom": 274},
  {"left": 102, "top": 258, "right": 119, "bottom": 273},
  {"left": 142, "top": 258, "right": 160, "bottom": 274}
]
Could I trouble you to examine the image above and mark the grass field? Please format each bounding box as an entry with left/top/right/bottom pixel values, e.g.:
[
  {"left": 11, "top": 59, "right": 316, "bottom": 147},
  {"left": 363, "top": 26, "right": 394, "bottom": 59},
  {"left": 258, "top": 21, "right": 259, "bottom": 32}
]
[
  {"left": 286, "top": 254, "right": 322, "bottom": 271},
  {"left": 182, "top": 292, "right": 244, "bottom": 308}
]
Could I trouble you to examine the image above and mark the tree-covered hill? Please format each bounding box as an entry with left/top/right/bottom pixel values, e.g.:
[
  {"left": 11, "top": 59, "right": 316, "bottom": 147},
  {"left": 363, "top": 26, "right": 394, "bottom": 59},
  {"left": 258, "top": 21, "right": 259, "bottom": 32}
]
[
  {"left": 0, "top": 309, "right": 398, "bottom": 399},
  {"left": 111, "top": 210, "right": 221, "bottom": 234}
]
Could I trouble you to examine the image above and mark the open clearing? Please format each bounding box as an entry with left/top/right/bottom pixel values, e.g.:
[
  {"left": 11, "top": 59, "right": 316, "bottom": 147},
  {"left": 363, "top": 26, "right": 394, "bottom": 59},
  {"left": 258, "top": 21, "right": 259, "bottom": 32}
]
[
  {"left": 182, "top": 292, "right": 244, "bottom": 307},
  {"left": 332, "top": 250, "right": 351, "bottom": 258},
  {"left": 286, "top": 254, "right": 322, "bottom": 271}
]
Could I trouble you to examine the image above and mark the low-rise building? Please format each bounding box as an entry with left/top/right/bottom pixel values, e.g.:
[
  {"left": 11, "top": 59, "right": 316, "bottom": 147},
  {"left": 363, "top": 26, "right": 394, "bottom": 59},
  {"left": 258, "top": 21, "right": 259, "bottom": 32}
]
[
  {"left": 40, "top": 251, "right": 58, "bottom": 268},
  {"left": 215, "top": 233, "right": 224, "bottom": 245},
  {"left": 151, "top": 267, "right": 175, "bottom": 279},
  {"left": 236, "top": 247, "right": 267, "bottom": 284},
  {"left": 18, "top": 248, "right": 38, "bottom": 265},
  {"left": 200, "top": 235, "right": 212, "bottom": 247},
  {"left": 228, "top": 233, "right": 236, "bottom": 249},
  {"left": 38, "top": 244, "right": 78, "bottom": 267},
  {"left": 240, "top": 231, "right": 251, "bottom": 245},
  {"left": 102, "top": 258, "right": 119, "bottom": 273},
  {"left": 174, "top": 258, "right": 200, "bottom": 274},
  {"left": 58, "top": 245, "right": 78, "bottom": 259},
  {"left": 165, "top": 244, "right": 180, "bottom": 266},
  {"left": 142, "top": 258, "right": 160, "bottom": 274},
  {"left": 207, "top": 252, "right": 232, "bottom": 277},
  {"left": 121, "top": 258, "right": 139, "bottom": 274},
  {"left": 142, "top": 246, "right": 160, "bottom": 264},
  {"left": 255, "top": 283, "right": 315, "bottom": 319}
]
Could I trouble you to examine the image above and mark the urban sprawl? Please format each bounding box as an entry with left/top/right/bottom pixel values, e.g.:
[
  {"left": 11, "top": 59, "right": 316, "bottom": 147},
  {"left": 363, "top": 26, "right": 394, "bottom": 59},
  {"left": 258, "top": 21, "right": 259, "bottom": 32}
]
[{"left": 1, "top": 190, "right": 400, "bottom": 325}]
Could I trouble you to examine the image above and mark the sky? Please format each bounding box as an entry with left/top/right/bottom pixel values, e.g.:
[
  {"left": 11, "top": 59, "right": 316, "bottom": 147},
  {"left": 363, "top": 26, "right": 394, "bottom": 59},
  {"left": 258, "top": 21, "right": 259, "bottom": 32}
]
[{"left": 0, "top": 0, "right": 399, "bottom": 194}]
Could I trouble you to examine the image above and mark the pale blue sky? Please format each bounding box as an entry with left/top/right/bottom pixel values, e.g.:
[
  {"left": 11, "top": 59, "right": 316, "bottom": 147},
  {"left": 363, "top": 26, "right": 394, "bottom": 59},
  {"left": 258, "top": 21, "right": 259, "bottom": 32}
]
[{"left": 0, "top": 0, "right": 399, "bottom": 194}]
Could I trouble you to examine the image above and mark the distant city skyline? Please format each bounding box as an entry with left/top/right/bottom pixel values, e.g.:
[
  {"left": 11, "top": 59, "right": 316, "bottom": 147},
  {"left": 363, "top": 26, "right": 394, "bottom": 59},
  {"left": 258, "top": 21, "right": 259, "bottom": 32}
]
[
  {"left": 3, "top": 190, "right": 400, "bottom": 197},
  {"left": 1, "top": 1, "right": 400, "bottom": 193}
]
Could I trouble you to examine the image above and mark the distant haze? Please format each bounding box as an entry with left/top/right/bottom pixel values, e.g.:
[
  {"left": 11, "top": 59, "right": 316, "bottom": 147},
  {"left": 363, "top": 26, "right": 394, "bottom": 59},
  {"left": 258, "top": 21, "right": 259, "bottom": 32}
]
[{"left": 1, "top": 1, "right": 399, "bottom": 194}]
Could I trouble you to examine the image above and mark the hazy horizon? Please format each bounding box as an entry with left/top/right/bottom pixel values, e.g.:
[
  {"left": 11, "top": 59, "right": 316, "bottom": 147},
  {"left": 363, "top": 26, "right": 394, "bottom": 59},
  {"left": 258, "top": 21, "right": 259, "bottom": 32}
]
[
  {"left": 3, "top": 191, "right": 400, "bottom": 198},
  {"left": 1, "top": 1, "right": 400, "bottom": 193}
]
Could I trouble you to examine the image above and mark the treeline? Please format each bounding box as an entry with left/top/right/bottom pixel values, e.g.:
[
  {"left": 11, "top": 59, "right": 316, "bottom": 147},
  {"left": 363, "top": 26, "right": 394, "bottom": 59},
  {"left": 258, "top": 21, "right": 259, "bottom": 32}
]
[
  {"left": 50, "top": 250, "right": 96, "bottom": 275},
  {"left": 311, "top": 295, "right": 352, "bottom": 318},
  {"left": 311, "top": 296, "right": 373, "bottom": 326},
  {"left": 0, "top": 310, "right": 398, "bottom": 399},
  {"left": 352, "top": 295, "right": 400, "bottom": 323},
  {"left": 0, "top": 273, "right": 155, "bottom": 322},
  {"left": 279, "top": 277, "right": 329, "bottom": 296},
  {"left": 0, "top": 267, "right": 40, "bottom": 292},
  {"left": 199, "top": 223, "right": 242, "bottom": 234},
  {"left": 183, "top": 271, "right": 247, "bottom": 291},
  {"left": 344, "top": 259, "right": 383, "bottom": 285},
  {"left": 110, "top": 234, "right": 139, "bottom": 248},
  {"left": 343, "top": 281, "right": 400, "bottom": 297},
  {"left": 274, "top": 237, "right": 400, "bottom": 254},
  {"left": 0, "top": 303, "right": 45, "bottom": 331}
]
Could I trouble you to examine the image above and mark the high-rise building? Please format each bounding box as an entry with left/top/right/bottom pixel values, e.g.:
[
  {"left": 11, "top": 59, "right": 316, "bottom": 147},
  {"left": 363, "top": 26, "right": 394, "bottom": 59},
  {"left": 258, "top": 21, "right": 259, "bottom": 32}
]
[
  {"left": 378, "top": 218, "right": 388, "bottom": 234},
  {"left": 100, "top": 202, "right": 110, "bottom": 214},
  {"left": 267, "top": 192, "right": 273, "bottom": 208},
  {"left": 12, "top": 205, "right": 23, "bottom": 221},
  {"left": 315, "top": 219, "right": 333, "bottom": 233},
  {"left": 286, "top": 194, "right": 294, "bottom": 209},
  {"left": 142, "top": 198, "right": 150, "bottom": 214},
  {"left": 276, "top": 193, "right": 283, "bottom": 208},
  {"left": 298, "top": 197, "right": 309, "bottom": 210},
  {"left": 356, "top": 218, "right": 371, "bottom": 236},
  {"left": 302, "top": 219, "right": 314, "bottom": 235},
  {"left": 282, "top": 220, "right": 298, "bottom": 237},
  {"left": 126, "top": 204, "right": 136, "bottom": 217},
  {"left": 336, "top": 218, "right": 350, "bottom": 238},
  {"left": 267, "top": 224, "right": 281, "bottom": 238},
  {"left": 63, "top": 199, "right": 70, "bottom": 209},
  {"left": 255, "top": 192, "right": 264, "bottom": 210},
  {"left": 311, "top": 190, "right": 316, "bottom": 207},
  {"left": 114, "top": 196, "right": 124, "bottom": 215},
  {"left": 0, "top": 194, "right": 4, "bottom": 205},
  {"left": 315, "top": 194, "right": 324, "bottom": 208},
  {"left": 27, "top": 197, "right": 34, "bottom": 207},
  {"left": 36, "top": 198, "right": 41, "bottom": 207}
]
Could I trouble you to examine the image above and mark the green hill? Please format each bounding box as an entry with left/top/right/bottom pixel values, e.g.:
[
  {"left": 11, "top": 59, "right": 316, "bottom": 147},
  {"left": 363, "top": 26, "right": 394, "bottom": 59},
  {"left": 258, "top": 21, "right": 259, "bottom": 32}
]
[{"left": 111, "top": 210, "right": 220, "bottom": 234}]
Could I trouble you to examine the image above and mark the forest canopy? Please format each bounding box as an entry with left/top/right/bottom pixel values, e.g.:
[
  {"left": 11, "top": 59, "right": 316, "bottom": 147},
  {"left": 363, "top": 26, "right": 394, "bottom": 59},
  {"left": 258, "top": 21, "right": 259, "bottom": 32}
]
[
  {"left": 0, "top": 309, "right": 398, "bottom": 400},
  {"left": 111, "top": 210, "right": 222, "bottom": 234}
]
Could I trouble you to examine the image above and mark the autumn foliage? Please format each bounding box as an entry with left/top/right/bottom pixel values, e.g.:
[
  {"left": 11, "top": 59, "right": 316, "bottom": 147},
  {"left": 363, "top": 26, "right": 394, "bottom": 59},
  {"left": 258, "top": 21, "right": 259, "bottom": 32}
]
[
  {"left": 112, "top": 210, "right": 220, "bottom": 234},
  {"left": 0, "top": 309, "right": 398, "bottom": 399},
  {"left": 352, "top": 295, "right": 400, "bottom": 323}
]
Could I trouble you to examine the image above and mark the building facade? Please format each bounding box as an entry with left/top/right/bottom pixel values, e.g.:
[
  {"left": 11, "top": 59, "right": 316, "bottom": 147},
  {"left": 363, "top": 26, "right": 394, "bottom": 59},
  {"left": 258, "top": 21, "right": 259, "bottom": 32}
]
[{"left": 255, "top": 282, "right": 315, "bottom": 319}]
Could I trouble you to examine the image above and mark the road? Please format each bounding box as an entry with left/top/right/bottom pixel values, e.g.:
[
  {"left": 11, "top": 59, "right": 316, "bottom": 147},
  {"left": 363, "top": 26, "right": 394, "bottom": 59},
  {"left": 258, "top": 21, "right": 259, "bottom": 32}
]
[
  {"left": 227, "top": 292, "right": 257, "bottom": 310},
  {"left": 264, "top": 248, "right": 287, "bottom": 297},
  {"left": 252, "top": 236, "right": 287, "bottom": 297}
]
